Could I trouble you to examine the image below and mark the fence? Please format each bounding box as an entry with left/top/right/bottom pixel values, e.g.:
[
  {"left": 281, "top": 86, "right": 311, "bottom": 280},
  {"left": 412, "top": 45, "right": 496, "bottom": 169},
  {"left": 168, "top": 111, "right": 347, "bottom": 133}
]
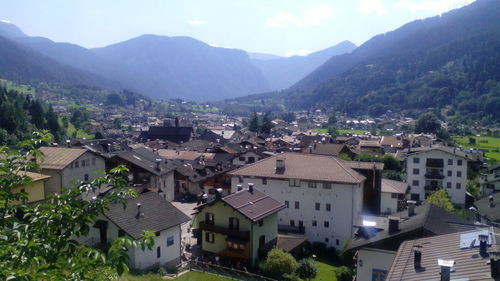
[{"left": 186, "top": 260, "right": 278, "bottom": 281}]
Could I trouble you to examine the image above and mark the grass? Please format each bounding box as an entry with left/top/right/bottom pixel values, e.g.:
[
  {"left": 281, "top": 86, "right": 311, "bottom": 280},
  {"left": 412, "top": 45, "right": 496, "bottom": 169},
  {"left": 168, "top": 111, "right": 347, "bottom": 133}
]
[
  {"left": 0, "top": 79, "right": 35, "bottom": 94},
  {"left": 313, "top": 259, "right": 339, "bottom": 281},
  {"left": 453, "top": 135, "right": 500, "bottom": 162},
  {"left": 119, "top": 271, "right": 235, "bottom": 281},
  {"left": 63, "top": 120, "right": 94, "bottom": 139}
]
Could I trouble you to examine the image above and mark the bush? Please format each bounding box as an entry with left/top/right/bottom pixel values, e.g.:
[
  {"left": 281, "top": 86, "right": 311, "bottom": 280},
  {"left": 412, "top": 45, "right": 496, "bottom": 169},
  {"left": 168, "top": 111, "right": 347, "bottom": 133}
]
[
  {"left": 261, "top": 248, "right": 298, "bottom": 276},
  {"left": 295, "top": 259, "right": 317, "bottom": 280},
  {"left": 335, "top": 266, "right": 354, "bottom": 281}
]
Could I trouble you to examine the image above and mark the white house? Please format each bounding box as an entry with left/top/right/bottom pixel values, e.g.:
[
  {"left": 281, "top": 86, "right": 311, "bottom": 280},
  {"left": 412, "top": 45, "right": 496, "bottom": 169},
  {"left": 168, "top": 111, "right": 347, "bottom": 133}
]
[
  {"left": 229, "top": 153, "right": 366, "bottom": 248},
  {"left": 83, "top": 192, "right": 190, "bottom": 270},
  {"left": 39, "top": 147, "right": 106, "bottom": 195},
  {"left": 403, "top": 145, "right": 469, "bottom": 205},
  {"left": 380, "top": 179, "right": 407, "bottom": 215}
]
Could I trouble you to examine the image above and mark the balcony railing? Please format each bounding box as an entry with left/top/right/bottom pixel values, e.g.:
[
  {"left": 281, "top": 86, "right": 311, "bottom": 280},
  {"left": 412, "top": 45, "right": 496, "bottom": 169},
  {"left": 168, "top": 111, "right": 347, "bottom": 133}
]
[
  {"left": 199, "top": 221, "right": 250, "bottom": 241},
  {"left": 278, "top": 224, "right": 305, "bottom": 234},
  {"left": 426, "top": 159, "right": 444, "bottom": 168},
  {"left": 424, "top": 185, "right": 441, "bottom": 191},
  {"left": 424, "top": 172, "right": 445, "bottom": 179}
]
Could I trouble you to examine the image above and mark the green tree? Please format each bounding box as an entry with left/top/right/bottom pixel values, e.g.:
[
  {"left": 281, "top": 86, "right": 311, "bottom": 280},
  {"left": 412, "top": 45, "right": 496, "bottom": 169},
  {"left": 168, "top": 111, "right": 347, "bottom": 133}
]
[
  {"left": 328, "top": 114, "right": 337, "bottom": 125},
  {"left": 414, "top": 112, "right": 441, "bottom": 134},
  {"left": 248, "top": 112, "right": 259, "bottom": 133},
  {"left": 260, "top": 112, "right": 273, "bottom": 134},
  {"left": 295, "top": 259, "right": 317, "bottom": 280},
  {"left": 426, "top": 189, "right": 454, "bottom": 212},
  {"left": 261, "top": 248, "right": 298, "bottom": 276},
  {"left": 335, "top": 266, "right": 354, "bottom": 281},
  {"left": 328, "top": 126, "right": 339, "bottom": 137},
  {"left": 338, "top": 153, "right": 352, "bottom": 161},
  {"left": 0, "top": 131, "right": 154, "bottom": 280},
  {"left": 382, "top": 154, "right": 401, "bottom": 171},
  {"left": 354, "top": 153, "right": 383, "bottom": 163},
  {"left": 113, "top": 117, "right": 123, "bottom": 129},
  {"left": 466, "top": 179, "right": 480, "bottom": 197}
]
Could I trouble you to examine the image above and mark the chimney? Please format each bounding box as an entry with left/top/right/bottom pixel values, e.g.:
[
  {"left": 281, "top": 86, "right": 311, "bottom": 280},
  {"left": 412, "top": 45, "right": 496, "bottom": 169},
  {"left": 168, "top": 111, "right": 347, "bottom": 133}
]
[
  {"left": 491, "top": 252, "right": 500, "bottom": 278},
  {"left": 414, "top": 245, "right": 422, "bottom": 270},
  {"left": 248, "top": 183, "right": 254, "bottom": 193},
  {"left": 407, "top": 200, "right": 417, "bottom": 217},
  {"left": 388, "top": 216, "right": 399, "bottom": 234},
  {"left": 237, "top": 184, "right": 243, "bottom": 191},
  {"left": 155, "top": 158, "right": 162, "bottom": 171},
  {"left": 66, "top": 139, "right": 71, "bottom": 148},
  {"left": 136, "top": 203, "right": 142, "bottom": 218},
  {"left": 479, "top": 234, "right": 488, "bottom": 258},
  {"left": 215, "top": 188, "right": 223, "bottom": 200},
  {"left": 489, "top": 195, "right": 495, "bottom": 207},
  {"left": 438, "top": 259, "right": 454, "bottom": 281},
  {"left": 276, "top": 157, "right": 285, "bottom": 173}
]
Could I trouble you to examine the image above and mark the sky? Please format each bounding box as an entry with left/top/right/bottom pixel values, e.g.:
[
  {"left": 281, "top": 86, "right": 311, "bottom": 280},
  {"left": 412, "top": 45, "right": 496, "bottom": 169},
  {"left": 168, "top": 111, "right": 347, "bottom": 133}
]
[{"left": 0, "top": 0, "right": 475, "bottom": 57}]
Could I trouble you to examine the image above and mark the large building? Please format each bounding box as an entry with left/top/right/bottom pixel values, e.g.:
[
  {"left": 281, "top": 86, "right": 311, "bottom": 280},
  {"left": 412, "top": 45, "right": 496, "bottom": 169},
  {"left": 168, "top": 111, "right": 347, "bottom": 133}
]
[
  {"left": 228, "top": 153, "right": 379, "bottom": 248},
  {"left": 401, "top": 145, "right": 469, "bottom": 205}
]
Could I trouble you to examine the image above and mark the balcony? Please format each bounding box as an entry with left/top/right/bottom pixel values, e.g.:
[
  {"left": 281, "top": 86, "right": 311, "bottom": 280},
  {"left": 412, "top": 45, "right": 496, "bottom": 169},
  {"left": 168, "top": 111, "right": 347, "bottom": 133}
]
[
  {"left": 199, "top": 221, "right": 250, "bottom": 241},
  {"left": 425, "top": 172, "right": 445, "bottom": 179},
  {"left": 424, "top": 185, "right": 440, "bottom": 191},
  {"left": 278, "top": 224, "right": 305, "bottom": 234},
  {"left": 219, "top": 243, "right": 251, "bottom": 260},
  {"left": 426, "top": 158, "right": 444, "bottom": 168}
]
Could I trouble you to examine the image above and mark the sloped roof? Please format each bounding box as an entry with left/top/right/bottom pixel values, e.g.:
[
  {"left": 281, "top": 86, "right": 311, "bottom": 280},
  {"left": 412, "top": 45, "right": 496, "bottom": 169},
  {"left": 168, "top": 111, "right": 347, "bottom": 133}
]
[
  {"left": 39, "top": 147, "right": 88, "bottom": 170},
  {"left": 229, "top": 153, "right": 366, "bottom": 184},
  {"left": 381, "top": 179, "right": 407, "bottom": 194},
  {"left": 307, "top": 143, "right": 349, "bottom": 156},
  {"left": 380, "top": 136, "right": 404, "bottom": 148},
  {"left": 221, "top": 189, "right": 286, "bottom": 222},
  {"left": 104, "top": 192, "right": 190, "bottom": 240},
  {"left": 113, "top": 147, "right": 177, "bottom": 176},
  {"left": 474, "top": 193, "right": 500, "bottom": 222},
  {"left": 15, "top": 171, "right": 51, "bottom": 182},
  {"left": 387, "top": 227, "right": 500, "bottom": 281}
]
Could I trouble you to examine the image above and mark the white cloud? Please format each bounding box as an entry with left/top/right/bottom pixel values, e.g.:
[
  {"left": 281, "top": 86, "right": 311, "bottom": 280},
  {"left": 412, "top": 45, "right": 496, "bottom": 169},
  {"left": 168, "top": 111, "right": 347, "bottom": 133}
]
[
  {"left": 395, "top": 0, "right": 475, "bottom": 13},
  {"left": 285, "top": 49, "right": 314, "bottom": 57},
  {"left": 0, "top": 19, "right": 11, "bottom": 23},
  {"left": 358, "top": 0, "right": 388, "bottom": 16},
  {"left": 188, "top": 19, "right": 205, "bottom": 25},
  {"left": 266, "top": 6, "right": 333, "bottom": 28}
]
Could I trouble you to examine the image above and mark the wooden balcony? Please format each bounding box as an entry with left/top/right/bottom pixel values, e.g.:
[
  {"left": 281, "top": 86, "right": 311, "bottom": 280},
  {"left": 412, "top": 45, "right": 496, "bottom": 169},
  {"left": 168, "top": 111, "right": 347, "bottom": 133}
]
[{"left": 199, "top": 221, "right": 250, "bottom": 241}]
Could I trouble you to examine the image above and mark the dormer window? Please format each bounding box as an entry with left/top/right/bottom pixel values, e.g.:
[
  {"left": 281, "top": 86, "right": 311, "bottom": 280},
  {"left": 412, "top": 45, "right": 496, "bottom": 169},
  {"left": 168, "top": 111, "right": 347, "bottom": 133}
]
[{"left": 205, "top": 213, "right": 214, "bottom": 225}]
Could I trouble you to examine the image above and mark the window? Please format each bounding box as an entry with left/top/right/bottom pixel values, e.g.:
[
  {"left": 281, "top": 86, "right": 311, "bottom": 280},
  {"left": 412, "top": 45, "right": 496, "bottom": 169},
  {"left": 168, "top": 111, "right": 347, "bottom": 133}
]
[
  {"left": 289, "top": 179, "right": 301, "bottom": 187},
  {"left": 325, "top": 238, "right": 329, "bottom": 243},
  {"left": 229, "top": 217, "right": 239, "bottom": 230},
  {"left": 118, "top": 229, "right": 125, "bottom": 237},
  {"left": 82, "top": 160, "right": 86, "bottom": 167},
  {"left": 323, "top": 182, "right": 332, "bottom": 189},
  {"left": 248, "top": 157, "right": 255, "bottom": 163},
  {"left": 295, "top": 201, "right": 300, "bottom": 209},
  {"left": 205, "top": 232, "right": 214, "bottom": 243},
  {"left": 447, "top": 170, "right": 452, "bottom": 177},
  {"left": 69, "top": 162, "right": 73, "bottom": 169},
  {"left": 315, "top": 203, "right": 320, "bottom": 211},
  {"left": 336, "top": 239, "right": 340, "bottom": 246},
  {"left": 411, "top": 193, "right": 420, "bottom": 201},
  {"left": 284, "top": 201, "right": 289, "bottom": 208},
  {"left": 167, "top": 236, "right": 174, "bottom": 247},
  {"left": 308, "top": 181, "right": 317, "bottom": 188},
  {"left": 85, "top": 159, "right": 90, "bottom": 166},
  {"left": 412, "top": 180, "right": 419, "bottom": 187},
  {"left": 205, "top": 213, "right": 214, "bottom": 225},
  {"left": 447, "top": 182, "right": 452, "bottom": 188},
  {"left": 238, "top": 157, "right": 245, "bottom": 161},
  {"left": 413, "top": 168, "right": 420, "bottom": 175},
  {"left": 155, "top": 231, "right": 161, "bottom": 237},
  {"left": 326, "top": 203, "right": 331, "bottom": 211},
  {"left": 259, "top": 235, "right": 266, "bottom": 248},
  {"left": 312, "top": 220, "right": 317, "bottom": 227},
  {"left": 290, "top": 220, "right": 295, "bottom": 227},
  {"left": 456, "top": 183, "right": 461, "bottom": 189},
  {"left": 84, "top": 174, "right": 89, "bottom": 181},
  {"left": 92, "top": 158, "right": 96, "bottom": 166},
  {"left": 324, "top": 221, "right": 329, "bottom": 228},
  {"left": 238, "top": 176, "right": 243, "bottom": 183},
  {"left": 457, "top": 171, "right": 462, "bottom": 177},
  {"left": 448, "top": 159, "right": 453, "bottom": 165},
  {"left": 75, "top": 161, "right": 79, "bottom": 168},
  {"left": 157, "top": 246, "right": 161, "bottom": 258},
  {"left": 413, "top": 157, "right": 420, "bottom": 164},
  {"left": 262, "top": 178, "right": 267, "bottom": 185},
  {"left": 391, "top": 193, "right": 398, "bottom": 199},
  {"left": 457, "top": 160, "right": 463, "bottom": 166},
  {"left": 299, "top": 221, "right": 303, "bottom": 229},
  {"left": 259, "top": 220, "right": 264, "bottom": 227}
]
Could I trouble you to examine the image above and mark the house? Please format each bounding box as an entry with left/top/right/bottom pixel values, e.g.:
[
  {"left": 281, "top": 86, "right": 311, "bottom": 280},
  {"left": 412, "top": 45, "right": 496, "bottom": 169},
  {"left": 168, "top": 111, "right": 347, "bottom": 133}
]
[
  {"left": 386, "top": 227, "right": 500, "bottom": 281},
  {"left": 379, "top": 135, "right": 405, "bottom": 154},
  {"left": 229, "top": 153, "right": 371, "bottom": 248},
  {"left": 139, "top": 120, "right": 193, "bottom": 144},
  {"left": 381, "top": 179, "right": 407, "bottom": 215},
  {"left": 83, "top": 192, "right": 190, "bottom": 270},
  {"left": 192, "top": 188, "right": 287, "bottom": 265},
  {"left": 473, "top": 193, "right": 500, "bottom": 225},
  {"left": 38, "top": 147, "right": 106, "bottom": 195},
  {"left": 303, "top": 143, "right": 356, "bottom": 159},
  {"left": 348, "top": 203, "right": 475, "bottom": 281},
  {"left": 480, "top": 164, "right": 500, "bottom": 195},
  {"left": 110, "top": 147, "right": 178, "bottom": 201},
  {"left": 402, "top": 145, "right": 469, "bottom": 205},
  {"left": 13, "top": 171, "right": 51, "bottom": 203}
]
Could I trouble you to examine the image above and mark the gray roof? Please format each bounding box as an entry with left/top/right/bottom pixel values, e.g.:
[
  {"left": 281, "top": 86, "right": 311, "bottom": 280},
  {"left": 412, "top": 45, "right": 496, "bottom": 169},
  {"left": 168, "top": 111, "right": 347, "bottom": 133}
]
[
  {"left": 222, "top": 189, "right": 286, "bottom": 222},
  {"left": 104, "top": 192, "right": 190, "bottom": 240},
  {"left": 387, "top": 227, "right": 500, "bottom": 281},
  {"left": 474, "top": 193, "right": 500, "bottom": 222},
  {"left": 401, "top": 144, "right": 470, "bottom": 160},
  {"left": 113, "top": 147, "right": 178, "bottom": 176},
  {"left": 348, "top": 203, "right": 476, "bottom": 250}
]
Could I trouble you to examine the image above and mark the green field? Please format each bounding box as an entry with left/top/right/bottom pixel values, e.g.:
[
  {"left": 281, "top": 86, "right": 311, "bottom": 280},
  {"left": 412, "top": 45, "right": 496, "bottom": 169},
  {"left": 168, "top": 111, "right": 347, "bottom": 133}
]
[
  {"left": 311, "top": 128, "right": 369, "bottom": 135},
  {"left": 0, "top": 79, "right": 35, "bottom": 94},
  {"left": 313, "top": 259, "right": 339, "bottom": 281},
  {"left": 453, "top": 136, "right": 500, "bottom": 163}
]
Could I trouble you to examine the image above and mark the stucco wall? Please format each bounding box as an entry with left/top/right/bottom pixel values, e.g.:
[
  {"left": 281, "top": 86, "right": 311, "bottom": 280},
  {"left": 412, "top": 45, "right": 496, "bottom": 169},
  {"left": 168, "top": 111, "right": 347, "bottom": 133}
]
[
  {"left": 356, "top": 248, "right": 396, "bottom": 281},
  {"left": 13, "top": 180, "right": 46, "bottom": 203},
  {"left": 380, "top": 192, "right": 398, "bottom": 214}
]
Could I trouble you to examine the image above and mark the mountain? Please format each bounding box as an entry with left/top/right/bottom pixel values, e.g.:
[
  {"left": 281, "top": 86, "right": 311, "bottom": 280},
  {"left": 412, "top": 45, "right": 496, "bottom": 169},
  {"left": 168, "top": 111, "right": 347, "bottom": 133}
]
[
  {"left": 248, "top": 52, "right": 283, "bottom": 61},
  {"left": 259, "top": 0, "right": 500, "bottom": 123},
  {"left": 0, "top": 35, "right": 119, "bottom": 89},
  {"left": 92, "top": 35, "right": 270, "bottom": 101},
  {"left": 251, "top": 41, "right": 356, "bottom": 90}
]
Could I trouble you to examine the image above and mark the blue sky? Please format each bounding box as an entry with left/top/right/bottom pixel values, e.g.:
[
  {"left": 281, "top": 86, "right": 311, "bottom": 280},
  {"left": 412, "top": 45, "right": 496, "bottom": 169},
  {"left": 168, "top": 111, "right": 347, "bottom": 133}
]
[{"left": 0, "top": 0, "right": 475, "bottom": 56}]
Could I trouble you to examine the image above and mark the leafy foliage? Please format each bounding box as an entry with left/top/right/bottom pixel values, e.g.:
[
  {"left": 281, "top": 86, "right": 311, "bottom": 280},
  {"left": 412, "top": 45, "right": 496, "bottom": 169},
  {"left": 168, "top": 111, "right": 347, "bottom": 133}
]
[
  {"left": 415, "top": 112, "right": 441, "bottom": 134},
  {"left": 0, "top": 131, "right": 154, "bottom": 280},
  {"left": 261, "top": 248, "right": 298, "bottom": 276},
  {"left": 335, "top": 266, "right": 354, "bottom": 281},
  {"left": 426, "top": 189, "right": 455, "bottom": 212},
  {"left": 295, "top": 259, "right": 317, "bottom": 280}
]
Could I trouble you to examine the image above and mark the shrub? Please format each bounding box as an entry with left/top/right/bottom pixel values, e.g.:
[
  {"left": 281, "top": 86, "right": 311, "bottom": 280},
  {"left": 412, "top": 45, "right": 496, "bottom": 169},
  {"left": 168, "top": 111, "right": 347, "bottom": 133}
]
[
  {"left": 261, "top": 248, "right": 298, "bottom": 276},
  {"left": 295, "top": 259, "right": 317, "bottom": 280}
]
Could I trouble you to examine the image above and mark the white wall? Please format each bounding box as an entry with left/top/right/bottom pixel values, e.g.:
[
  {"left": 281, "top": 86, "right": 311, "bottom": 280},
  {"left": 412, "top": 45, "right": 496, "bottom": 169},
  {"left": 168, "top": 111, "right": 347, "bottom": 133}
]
[
  {"left": 356, "top": 248, "right": 397, "bottom": 281},
  {"left": 380, "top": 192, "right": 398, "bottom": 215},
  {"left": 231, "top": 176, "right": 363, "bottom": 248},
  {"left": 406, "top": 150, "right": 467, "bottom": 205}
]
